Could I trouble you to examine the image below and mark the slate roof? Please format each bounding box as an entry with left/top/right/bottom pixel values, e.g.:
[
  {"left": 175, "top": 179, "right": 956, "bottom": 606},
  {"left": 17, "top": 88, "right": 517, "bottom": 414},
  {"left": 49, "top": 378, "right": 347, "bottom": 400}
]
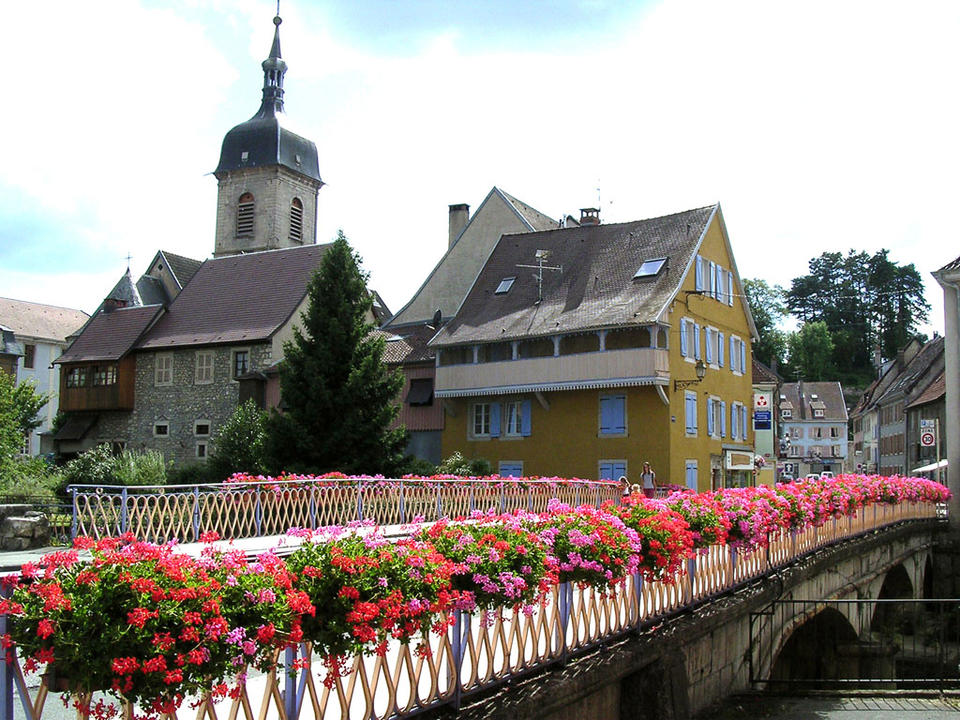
[
  {"left": 382, "top": 323, "right": 440, "bottom": 365},
  {"left": 780, "top": 381, "right": 847, "bottom": 422},
  {"left": 0, "top": 297, "right": 89, "bottom": 343},
  {"left": 158, "top": 251, "right": 203, "bottom": 289},
  {"left": 137, "top": 276, "right": 170, "bottom": 307},
  {"left": 137, "top": 244, "right": 331, "bottom": 349},
  {"left": 907, "top": 372, "right": 945, "bottom": 409},
  {"left": 106, "top": 269, "right": 143, "bottom": 305},
  {"left": 431, "top": 205, "right": 718, "bottom": 346},
  {"left": 499, "top": 189, "right": 559, "bottom": 232},
  {"left": 935, "top": 253, "right": 960, "bottom": 275},
  {"left": 58, "top": 306, "right": 163, "bottom": 363}
]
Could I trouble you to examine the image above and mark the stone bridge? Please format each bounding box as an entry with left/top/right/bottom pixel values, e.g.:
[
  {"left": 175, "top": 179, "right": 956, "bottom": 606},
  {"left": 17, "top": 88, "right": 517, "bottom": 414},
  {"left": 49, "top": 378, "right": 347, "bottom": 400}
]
[{"left": 428, "top": 518, "right": 943, "bottom": 720}]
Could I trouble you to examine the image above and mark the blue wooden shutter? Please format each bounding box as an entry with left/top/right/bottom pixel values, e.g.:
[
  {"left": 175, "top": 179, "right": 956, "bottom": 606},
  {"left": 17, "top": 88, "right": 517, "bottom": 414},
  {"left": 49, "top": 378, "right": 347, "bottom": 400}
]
[
  {"left": 728, "top": 273, "right": 734, "bottom": 306},
  {"left": 695, "top": 256, "right": 703, "bottom": 291},
  {"left": 694, "top": 323, "right": 701, "bottom": 360},
  {"left": 600, "top": 396, "right": 626, "bottom": 434},
  {"left": 611, "top": 396, "right": 626, "bottom": 433},
  {"left": 720, "top": 401, "right": 727, "bottom": 438},
  {"left": 499, "top": 462, "right": 522, "bottom": 478},
  {"left": 741, "top": 405, "right": 748, "bottom": 439},
  {"left": 707, "top": 397, "right": 715, "bottom": 436},
  {"left": 740, "top": 342, "right": 746, "bottom": 375},
  {"left": 680, "top": 319, "right": 688, "bottom": 357},
  {"left": 685, "top": 394, "right": 696, "bottom": 434},
  {"left": 705, "top": 328, "right": 714, "bottom": 364},
  {"left": 718, "top": 332, "right": 725, "bottom": 367},
  {"left": 732, "top": 404, "right": 739, "bottom": 440},
  {"left": 520, "top": 400, "right": 532, "bottom": 436},
  {"left": 685, "top": 461, "right": 698, "bottom": 490},
  {"left": 490, "top": 403, "right": 501, "bottom": 437},
  {"left": 708, "top": 261, "right": 716, "bottom": 298},
  {"left": 599, "top": 462, "right": 613, "bottom": 480},
  {"left": 730, "top": 336, "right": 736, "bottom": 372}
]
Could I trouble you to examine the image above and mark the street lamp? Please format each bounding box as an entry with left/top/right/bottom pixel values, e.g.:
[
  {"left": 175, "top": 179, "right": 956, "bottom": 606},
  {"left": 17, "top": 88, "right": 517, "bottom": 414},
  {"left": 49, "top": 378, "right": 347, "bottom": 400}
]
[{"left": 674, "top": 358, "right": 707, "bottom": 392}]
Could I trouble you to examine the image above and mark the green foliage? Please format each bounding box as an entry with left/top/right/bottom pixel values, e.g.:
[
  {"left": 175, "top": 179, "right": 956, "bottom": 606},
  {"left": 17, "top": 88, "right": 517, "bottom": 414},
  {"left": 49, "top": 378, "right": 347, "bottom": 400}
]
[
  {"left": 209, "top": 400, "right": 268, "bottom": 479},
  {"left": 785, "top": 249, "right": 930, "bottom": 387},
  {"left": 744, "top": 278, "right": 788, "bottom": 370},
  {"left": 63, "top": 444, "right": 169, "bottom": 487},
  {"left": 787, "top": 321, "right": 835, "bottom": 381},
  {"left": 0, "top": 456, "right": 64, "bottom": 500},
  {"left": 268, "top": 231, "right": 407, "bottom": 475},
  {"left": 0, "top": 372, "right": 49, "bottom": 464},
  {"left": 399, "top": 456, "right": 437, "bottom": 477},
  {"left": 167, "top": 462, "right": 216, "bottom": 486},
  {"left": 436, "top": 452, "right": 493, "bottom": 477}
]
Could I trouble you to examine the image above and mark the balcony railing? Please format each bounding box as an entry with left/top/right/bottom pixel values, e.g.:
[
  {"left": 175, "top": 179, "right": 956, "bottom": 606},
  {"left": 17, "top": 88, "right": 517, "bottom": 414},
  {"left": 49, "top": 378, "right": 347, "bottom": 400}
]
[{"left": 435, "top": 347, "right": 670, "bottom": 397}]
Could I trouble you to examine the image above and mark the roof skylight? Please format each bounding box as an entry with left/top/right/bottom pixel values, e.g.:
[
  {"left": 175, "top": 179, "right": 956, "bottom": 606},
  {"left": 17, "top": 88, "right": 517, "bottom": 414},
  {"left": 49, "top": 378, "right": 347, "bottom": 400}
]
[
  {"left": 495, "top": 277, "right": 516, "bottom": 294},
  {"left": 633, "top": 258, "right": 667, "bottom": 279}
]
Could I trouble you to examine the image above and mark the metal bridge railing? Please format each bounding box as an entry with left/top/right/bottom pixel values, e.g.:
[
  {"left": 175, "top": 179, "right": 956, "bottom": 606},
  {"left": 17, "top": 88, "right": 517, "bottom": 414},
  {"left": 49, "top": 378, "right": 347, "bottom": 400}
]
[
  {"left": 69, "top": 478, "right": 623, "bottom": 544},
  {"left": 1, "top": 500, "right": 942, "bottom": 720}
]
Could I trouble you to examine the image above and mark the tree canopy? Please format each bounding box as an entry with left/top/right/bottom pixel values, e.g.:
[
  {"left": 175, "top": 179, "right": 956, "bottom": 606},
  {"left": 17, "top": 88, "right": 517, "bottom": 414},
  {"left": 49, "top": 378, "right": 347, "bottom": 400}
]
[
  {"left": 0, "top": 372, "right": 48, "bottom": 464},
  {"left": 746, "top": 248, "right": 929, "bottom": 387},
  {"left": 268, "top": 231, "right": 407, "bottom": 475}
]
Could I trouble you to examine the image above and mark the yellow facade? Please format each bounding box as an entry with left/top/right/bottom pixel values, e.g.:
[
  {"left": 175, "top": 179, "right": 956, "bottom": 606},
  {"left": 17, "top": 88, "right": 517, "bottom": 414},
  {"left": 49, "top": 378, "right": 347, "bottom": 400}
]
[{"left": 438, "top": 211, "right": 756, "bottom": 491}]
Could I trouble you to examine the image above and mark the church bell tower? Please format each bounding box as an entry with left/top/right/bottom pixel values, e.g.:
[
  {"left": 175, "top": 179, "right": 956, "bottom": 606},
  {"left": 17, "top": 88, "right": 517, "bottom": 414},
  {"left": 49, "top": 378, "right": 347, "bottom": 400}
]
[{"left": 213, "top": 12, "right": 324, "bottom": 257}]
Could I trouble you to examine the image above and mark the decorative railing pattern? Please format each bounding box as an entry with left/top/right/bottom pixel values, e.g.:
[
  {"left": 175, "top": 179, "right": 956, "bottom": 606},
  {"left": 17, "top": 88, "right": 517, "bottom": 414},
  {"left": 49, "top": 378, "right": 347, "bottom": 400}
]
[
  {"left": 69, "top": 478, "right": 622, "bottom": 544},
  {"left": 3, "top": 501, "right": 939, "bottom": 720}
]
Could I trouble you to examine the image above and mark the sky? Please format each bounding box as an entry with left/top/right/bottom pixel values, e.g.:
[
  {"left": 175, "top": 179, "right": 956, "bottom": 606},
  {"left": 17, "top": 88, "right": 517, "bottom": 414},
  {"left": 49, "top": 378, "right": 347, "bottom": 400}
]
[{"left": 1, "top": 0, "right": 958, "bottom": 337}]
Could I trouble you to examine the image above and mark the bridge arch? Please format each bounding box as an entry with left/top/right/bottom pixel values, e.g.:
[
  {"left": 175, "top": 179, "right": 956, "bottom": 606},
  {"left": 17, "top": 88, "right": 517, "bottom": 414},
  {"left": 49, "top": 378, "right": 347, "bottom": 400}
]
[{"left": 769, "top": 607, "right": 859, "bottom": 684}]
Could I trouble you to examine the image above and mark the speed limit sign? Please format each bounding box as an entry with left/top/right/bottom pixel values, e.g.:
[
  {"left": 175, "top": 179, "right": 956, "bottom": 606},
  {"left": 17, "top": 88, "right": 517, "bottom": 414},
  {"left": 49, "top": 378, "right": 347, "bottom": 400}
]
[{"left": 920, "top": 431, "right": 936, "bottom": 447}]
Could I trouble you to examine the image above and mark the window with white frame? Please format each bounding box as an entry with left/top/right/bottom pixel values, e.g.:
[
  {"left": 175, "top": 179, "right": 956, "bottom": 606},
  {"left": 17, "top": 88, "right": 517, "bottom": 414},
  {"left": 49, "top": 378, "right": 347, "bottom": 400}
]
[
  {"left": 153, "top": 422, "right": 170, "bottom": 437},
  {"left": 471, "top": 402, "right": 491, "bottom": 438},
  {"left": 155, "top": 354, "right": 173, "bottom": 386},
  {"left": 693, "top": 322, "right": 701, "bottom": 360},
  {"left": 504, "top": 400, "right": 523, "bottom": 437},
  {"left": 195, "top": 351, "right": 214, "bottom": 384},
  {"left": 232, "top": 349, "right": 249, "bottom": 379},
  {"left": 731, "top": 402, "right": 741, "bottom": 440},
  {"left": 705, "top": 327, "right": 715, "bottom": 365},
  {"left": 194, "top": 420, "right": 210, "bottom": 437},
  {"left": 717, "top": 331, "right": 725, "bottom": 367},
  {"left": 789, "top": 445, "right": 800, "bottom": 457},
  {"left": 196, "top": 442, "right": 208, "bottom": 459}
]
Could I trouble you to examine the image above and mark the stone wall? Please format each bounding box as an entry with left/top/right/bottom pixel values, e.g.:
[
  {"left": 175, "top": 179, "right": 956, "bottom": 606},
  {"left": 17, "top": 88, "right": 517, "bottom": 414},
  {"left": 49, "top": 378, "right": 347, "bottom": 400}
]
[
  {"left": 0, "top": 505, "right": 50, "bottom": 550},
  {"left": 95, "top": 343, "right": 272, "bottom": 468}
]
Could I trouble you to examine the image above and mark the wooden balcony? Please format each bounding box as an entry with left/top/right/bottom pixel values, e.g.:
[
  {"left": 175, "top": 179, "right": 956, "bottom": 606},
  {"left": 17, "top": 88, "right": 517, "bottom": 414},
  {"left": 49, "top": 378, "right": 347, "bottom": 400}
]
[
  {"left": 435, "top": 347, "right": 669, "bottom": 397},
  {"left": 59, "top": 358, "right": 135, "bottom": 411}
]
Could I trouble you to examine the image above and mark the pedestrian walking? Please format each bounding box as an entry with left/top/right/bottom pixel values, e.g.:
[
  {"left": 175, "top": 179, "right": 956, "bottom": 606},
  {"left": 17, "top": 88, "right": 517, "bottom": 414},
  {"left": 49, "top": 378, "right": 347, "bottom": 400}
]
[{"left": 640, "top": 462, "right": 656, "bottom": 499}]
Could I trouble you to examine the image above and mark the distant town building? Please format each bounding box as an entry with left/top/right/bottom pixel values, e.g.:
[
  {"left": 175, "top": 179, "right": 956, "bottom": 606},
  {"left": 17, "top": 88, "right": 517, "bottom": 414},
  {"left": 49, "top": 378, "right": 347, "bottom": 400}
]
[
  {"left": 0, "top": 298, "right": 88, "bottom": 455},
  {"left": 778, "top": 381, "right": 848, "bottom": 478}
]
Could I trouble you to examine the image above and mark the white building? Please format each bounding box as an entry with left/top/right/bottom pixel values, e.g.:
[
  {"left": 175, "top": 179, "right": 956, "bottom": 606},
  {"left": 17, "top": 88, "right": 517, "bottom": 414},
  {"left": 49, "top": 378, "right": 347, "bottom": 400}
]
[{"left": 0, "top": 298, "right": 89, "bottom": 455}]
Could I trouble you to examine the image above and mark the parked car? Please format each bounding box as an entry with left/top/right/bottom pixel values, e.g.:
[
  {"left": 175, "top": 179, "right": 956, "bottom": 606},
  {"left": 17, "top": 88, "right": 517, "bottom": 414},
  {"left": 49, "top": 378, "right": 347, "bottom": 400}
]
[
  {"left": 820, "top": 471, "right": 834, "bottom": 479},
  {"left": 804, "top": 473, "right": 821, "bottom": 480}
]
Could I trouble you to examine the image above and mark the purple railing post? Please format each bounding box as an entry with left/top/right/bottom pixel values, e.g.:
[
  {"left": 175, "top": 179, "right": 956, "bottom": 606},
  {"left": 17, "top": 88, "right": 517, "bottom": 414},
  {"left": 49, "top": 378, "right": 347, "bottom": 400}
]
[
  {"left": 254, "top": 489, "right": 263, "bottom": 537},
  {"left": 451, "top": 610, "right": 467, "bottom": 709},
  {"left": 0, "top": 583, "right": 13, "bottom": 720},
  {"left": 192, "top": 486, "right": 201, "bottom": 543},
  {"left": 284, "top": 644, "right": 297, "bottom": 720},
  {"left": 399, "top": 481, "right": 406, "bottom": 524},
  {"left": 356, "top": 479, "right": 364, "bottom": 522},
  {"left": 633, "top": 571, "right": 644, "bottom": 626}
]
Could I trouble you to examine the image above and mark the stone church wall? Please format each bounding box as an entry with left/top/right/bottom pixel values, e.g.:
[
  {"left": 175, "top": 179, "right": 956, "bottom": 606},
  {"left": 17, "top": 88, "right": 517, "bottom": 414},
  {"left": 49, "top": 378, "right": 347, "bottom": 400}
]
[{"left": 95, "top": 343, "right": 273, "bottom": 469}]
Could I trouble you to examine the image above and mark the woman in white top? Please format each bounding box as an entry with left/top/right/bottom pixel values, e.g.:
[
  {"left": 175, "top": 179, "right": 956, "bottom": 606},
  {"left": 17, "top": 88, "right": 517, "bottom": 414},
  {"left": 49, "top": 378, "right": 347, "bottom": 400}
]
[{"left": 640, "top": 462, "right": 656, "bottom": 499}]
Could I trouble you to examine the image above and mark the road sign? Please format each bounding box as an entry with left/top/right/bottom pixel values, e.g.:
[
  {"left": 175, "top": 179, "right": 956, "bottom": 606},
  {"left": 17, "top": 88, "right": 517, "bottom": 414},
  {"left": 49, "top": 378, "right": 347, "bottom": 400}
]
[
  {"left": 754, "top": 394, "right": 769, "bottom": 409},
  {"left": 920, "top": 419, "right": 936, "bottom": 429},
  {"left": 754, "top": 410, "right": 771, "bottom": 421},
  {"left": 920, "top": 430, "right": 936, "bottom": 447}
]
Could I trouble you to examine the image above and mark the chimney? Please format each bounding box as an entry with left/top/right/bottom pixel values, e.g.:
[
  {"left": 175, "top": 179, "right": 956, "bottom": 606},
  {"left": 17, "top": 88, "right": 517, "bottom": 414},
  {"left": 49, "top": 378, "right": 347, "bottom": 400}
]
[
  {"left": 448, "top": 204, "right": 469, "bottom": 249},
  {"left": 579, "top": 207, "right": 600, "bottom": 226}
]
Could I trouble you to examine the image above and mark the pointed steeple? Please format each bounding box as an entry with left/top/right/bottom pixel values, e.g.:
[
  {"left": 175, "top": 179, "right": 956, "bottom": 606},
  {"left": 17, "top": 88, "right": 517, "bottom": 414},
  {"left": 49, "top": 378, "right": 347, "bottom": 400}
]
[{"left": 259, "top": 13, "right": 287, "bottom": 115}]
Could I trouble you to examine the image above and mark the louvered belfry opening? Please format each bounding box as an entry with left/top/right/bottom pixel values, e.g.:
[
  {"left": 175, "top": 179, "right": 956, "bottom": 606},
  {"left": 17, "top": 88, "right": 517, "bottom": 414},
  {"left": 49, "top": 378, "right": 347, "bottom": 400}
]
[
  {"left": 236, "top": 193, "right": 255, "bottom": 236},
  {"left": 290, "top": 197, "right": 303, "bottom": 243}
]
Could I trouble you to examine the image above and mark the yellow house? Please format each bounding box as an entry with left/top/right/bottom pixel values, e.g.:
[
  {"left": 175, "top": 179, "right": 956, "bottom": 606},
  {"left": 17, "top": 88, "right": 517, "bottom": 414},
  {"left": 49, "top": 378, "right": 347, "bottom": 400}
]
[{"left": 430, "top": 204, "right": 758, "bottom": 491}]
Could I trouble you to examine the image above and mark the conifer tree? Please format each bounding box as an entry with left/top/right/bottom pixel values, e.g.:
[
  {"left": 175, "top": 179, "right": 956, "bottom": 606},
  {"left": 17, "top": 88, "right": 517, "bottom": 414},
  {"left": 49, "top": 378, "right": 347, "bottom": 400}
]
[{"left": 268, "top": 231, "right": 407, "bottom": 475}]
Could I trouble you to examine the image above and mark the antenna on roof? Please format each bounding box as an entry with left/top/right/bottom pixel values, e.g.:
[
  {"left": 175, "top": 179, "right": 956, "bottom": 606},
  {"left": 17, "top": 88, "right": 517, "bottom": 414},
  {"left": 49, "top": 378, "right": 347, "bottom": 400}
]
[{"left": 517, "top": 249, "right": 562, "bottom": 304}]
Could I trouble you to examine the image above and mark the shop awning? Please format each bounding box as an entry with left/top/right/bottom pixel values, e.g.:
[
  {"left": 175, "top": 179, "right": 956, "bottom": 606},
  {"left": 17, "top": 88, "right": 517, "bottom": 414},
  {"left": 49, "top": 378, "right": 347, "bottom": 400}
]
[{"left": 912, "top": 459, "right": 948, "bottom": 474}]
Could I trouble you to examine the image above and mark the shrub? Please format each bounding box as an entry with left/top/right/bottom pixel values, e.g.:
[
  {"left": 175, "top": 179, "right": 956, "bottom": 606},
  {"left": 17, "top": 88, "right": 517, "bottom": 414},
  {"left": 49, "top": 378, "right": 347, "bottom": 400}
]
[
  {"left": 63, "top": 445, "right": 169, "bottom": 487},
  {"left": 436, "top": 452, "right": 492, "bottom": 477},
  {"left": 209, "top": 400, "right": 268, "bottom": 479},
  {"left": 0, "top": 456, "right": 64, "bottom": 500},
  {"left": 63, "top": 443, "right": 117, "bottom": 486}
]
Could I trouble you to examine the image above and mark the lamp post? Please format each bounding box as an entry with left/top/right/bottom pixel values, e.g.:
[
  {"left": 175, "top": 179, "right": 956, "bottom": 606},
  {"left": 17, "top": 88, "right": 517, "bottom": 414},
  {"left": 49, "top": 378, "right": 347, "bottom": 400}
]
[{"left": 673, "top": 358, "right": 707, "bottom": 392}]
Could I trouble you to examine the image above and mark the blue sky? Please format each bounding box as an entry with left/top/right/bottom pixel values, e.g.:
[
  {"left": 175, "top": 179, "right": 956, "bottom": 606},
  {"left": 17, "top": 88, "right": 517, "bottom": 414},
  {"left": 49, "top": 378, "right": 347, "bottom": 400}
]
[{"left": 1, "top": 0, "right": 958, "bottom": 337}]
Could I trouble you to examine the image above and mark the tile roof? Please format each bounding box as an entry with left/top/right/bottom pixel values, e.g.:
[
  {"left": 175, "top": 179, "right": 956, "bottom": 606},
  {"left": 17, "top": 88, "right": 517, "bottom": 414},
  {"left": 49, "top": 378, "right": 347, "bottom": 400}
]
[
  {"left": 431, "top": 205, "right": 717, "bottom": 346},
  {"left": 875, "top": 336, "right": 944, "bottom": 405},
  {"left": 752, "top": 357, "right": 781, "bottom": 384},
  {"left": 780, "top": 381, "right": 848, "bottom": 421},
  {"left": 137, "top": 244, "right": 331, "bottom": 349},
  {"left": 382, "top": 322, "right": 440, "bottom": 365},
  {"left": 158, "top": 250, "right": 203, "bottom": 289},
  {"left": 136, "top": 276, "right": 171, "bottom": 307},
  {"left": 0, "top": 297, "right": 89, "bottom": 343},
  {"left": 907, "top": 372, "right": 945, "bottom": 409},
  {"left": 58, "top": 306, "right": 163, "bottom": 363}
]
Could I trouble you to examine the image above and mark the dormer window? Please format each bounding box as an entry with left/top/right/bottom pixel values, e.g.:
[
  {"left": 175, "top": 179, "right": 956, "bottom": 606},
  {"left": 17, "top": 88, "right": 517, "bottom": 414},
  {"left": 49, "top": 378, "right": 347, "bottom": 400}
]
[
  {"left": 814, "top": 409, "right": 824, "bottom": 418},
  {"left": 495, "top": 277, "right": 516, "bottom": 295},
  {"left": 781, "top": 409, "right": 792, "bottom": 419},
  {"left": 236, "top": 193, "right": 254, "bottom": 236},
  {"left": 633, "top": 258, "right": 667, "bottom": 279},
  {"left": 289, "top": 198, "right": 304, "bottom": 243}
]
